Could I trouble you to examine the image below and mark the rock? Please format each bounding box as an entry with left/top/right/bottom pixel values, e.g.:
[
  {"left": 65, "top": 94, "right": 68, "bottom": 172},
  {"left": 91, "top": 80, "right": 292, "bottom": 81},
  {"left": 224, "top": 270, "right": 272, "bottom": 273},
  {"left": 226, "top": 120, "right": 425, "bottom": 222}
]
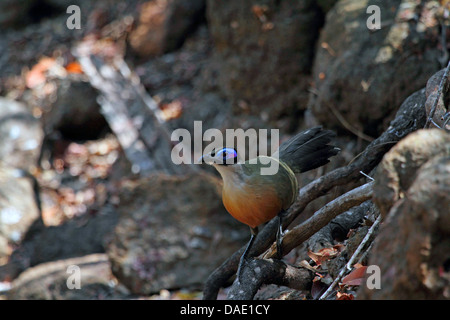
[
  {"left": 0, "top": 166, "right": 41, "bottom": 264},
  {"left": 205, "top": 0, "right": 324, "bottom": 131},
  {"left": 424, "top": 68, "right": 450, "bottom": 129},
  {"left": 0, "top": 97, "right": 43, "bottom": 170},
  {"left": 373, "top": 129, "right": 450, "bottom": 217},
  {"left": 7, "top": 254, "right": 130, "bottom": 299},
  {"left": 0, "top": 98, "right": 43, "bottom": 265},
  {"left": 0, "top": 203, "right": 118, "bottom": 282},
  {"left": 0, "top": 0, "right": 37, "bottom": 28},
  {"left": 359, "top": 155, "right": 450, "bottom": 299},
  {"left": 316, "top": 0, "right": 339, "bottom": 13},
  {"left": 39, "top": 76, "right": 108, "bottom": 140},
  {"left": 138, "top": 25, "right": 211, "bottom": 93},
  {"left": 308, "top": 0, "right": 441, "bottom": 137},
  {"left": 255, "top": 285, "right": 308, "bottom": 300},
  {"left": 20, "top": 55, "right": 107, "bottom": 141},
  {"left": 0, "top": 1, "right": 139, "bottom": 93},
  {"left": 129, "top": 0, "right": 206, "bottom": 57},
  {"left": 106, "top": 172, "right": 248, "bottom": 295}
]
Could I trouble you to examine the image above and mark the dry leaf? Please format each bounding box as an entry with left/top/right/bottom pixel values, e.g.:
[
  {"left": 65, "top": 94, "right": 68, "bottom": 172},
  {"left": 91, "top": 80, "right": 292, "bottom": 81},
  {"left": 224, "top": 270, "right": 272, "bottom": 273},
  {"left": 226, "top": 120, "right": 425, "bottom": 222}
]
[
  {"left": 65, "top": 61, "right": 83, "bottom": 74},
  {"left": 160, "top": 100, "right": 183, "bottom": 120},
  {"left": 307, "top": 246, "right": 340, "bottom": 266},
  {"left": 341, "top": 265, "right": 368, "bottom": 286},
  {"left": 337, "top": 292, "right": 354, "bottom": 300},
  {"left": 298, "top": 260, "right": 320, "bottom": 273},
  {"left": 251, "top": 4, "right": 269, "bottom": 21},
  {"left": 26, "top": 57, "right": 56, "bottom": 88}
]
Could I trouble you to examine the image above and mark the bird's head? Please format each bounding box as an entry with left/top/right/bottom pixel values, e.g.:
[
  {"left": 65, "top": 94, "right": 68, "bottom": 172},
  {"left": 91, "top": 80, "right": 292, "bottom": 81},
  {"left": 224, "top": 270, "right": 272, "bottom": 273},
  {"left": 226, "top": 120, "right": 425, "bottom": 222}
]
[{"left": 199, "top": 147, "right": 239, "bottom": 166}]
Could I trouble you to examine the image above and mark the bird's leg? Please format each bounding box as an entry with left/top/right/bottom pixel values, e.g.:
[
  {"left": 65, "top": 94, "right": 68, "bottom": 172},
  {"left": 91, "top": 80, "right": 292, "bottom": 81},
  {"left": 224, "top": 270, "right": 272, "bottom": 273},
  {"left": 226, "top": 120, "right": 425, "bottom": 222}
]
[
  {"left": 237, "top": 226, "right": 258, "bottom": 282},
  {"left": 276, "top": 211, "right": 286, "bottom": 259}
]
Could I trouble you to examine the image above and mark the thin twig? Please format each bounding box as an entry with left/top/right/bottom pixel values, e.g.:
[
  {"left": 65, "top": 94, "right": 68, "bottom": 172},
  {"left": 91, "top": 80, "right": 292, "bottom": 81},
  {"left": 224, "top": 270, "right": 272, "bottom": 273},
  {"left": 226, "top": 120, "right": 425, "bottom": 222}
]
[
  {"left": 443, "top": 112, "right": 450, "bottom": 132},
  {"left": 357, "top": 241, "right": 375, "bottom": 265},
  {"left": 359, "top": 171, "right": 375, "bottom": 181},
  {"left": 263, "top": 182, "right": 374, "bottom": 259},
  {"left": 425, "top": 59, "right": 450, "bottom": 128},
  {"left": 308, "top": 88, "right": 374, "bottom": 142},
  {"left": 325, "top": 101, "right": 374, "bottom": 142},
  {"left": 319, "top": 214, "right": 382, "bottom": 300}
]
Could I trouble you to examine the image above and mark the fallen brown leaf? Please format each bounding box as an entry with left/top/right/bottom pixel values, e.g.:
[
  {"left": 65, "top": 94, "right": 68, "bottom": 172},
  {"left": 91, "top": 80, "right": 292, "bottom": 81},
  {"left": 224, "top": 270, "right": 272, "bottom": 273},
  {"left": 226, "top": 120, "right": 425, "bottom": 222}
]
[
  {"left": 65, "top": 61, "right": 83, "bottom": 74},
  {"left": 336, "top": 292, "right": 354, "bottom": 300},
  {"left": 307, "top": 246, "right": 340, "bottom": 266},
  {"left": 341, "top": 265, "right": 368, "bottom": 286},
  {"left": 26, "top": 57, "right": 56, "bottom": 88}
]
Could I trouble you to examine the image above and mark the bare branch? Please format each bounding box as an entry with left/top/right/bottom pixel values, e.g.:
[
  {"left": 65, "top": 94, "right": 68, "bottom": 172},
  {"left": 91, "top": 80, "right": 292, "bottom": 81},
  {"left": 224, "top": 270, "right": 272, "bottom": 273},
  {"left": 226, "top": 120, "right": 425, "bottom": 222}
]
[
  {"left": 203, "top": 88, "right": 426, "bottom": 300},
  {"left": 227, "top": 184, "right": 373, "bottom": 300},
  {"left": 227, "top": 259, "right": 314, "bottom": 300},
  {"left": 319, "top": 214, "right": 381, "bottom": 300},
  {"left": 263, "top": 182, "right": 373, "bottom": 259},
  {"left": 307, "top": 200, "right": 376, "bottom": 252},
  {"left": 308, "top": 88, "right": 374, "bottom": 142}
]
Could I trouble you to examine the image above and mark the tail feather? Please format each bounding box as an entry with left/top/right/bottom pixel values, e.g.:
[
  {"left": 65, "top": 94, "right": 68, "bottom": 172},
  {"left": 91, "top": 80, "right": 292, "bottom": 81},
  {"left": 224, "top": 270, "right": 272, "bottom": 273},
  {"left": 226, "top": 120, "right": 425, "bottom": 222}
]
[{"left": 277, "top": 126, "right": 339, "bottom": 173}]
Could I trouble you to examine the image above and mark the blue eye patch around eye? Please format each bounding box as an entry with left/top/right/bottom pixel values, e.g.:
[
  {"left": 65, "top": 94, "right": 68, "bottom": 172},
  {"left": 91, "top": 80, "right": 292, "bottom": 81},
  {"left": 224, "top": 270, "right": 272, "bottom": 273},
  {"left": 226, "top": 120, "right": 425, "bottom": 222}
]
[{"left": 217, "top": 148, "right": 237, "bottom": 159}]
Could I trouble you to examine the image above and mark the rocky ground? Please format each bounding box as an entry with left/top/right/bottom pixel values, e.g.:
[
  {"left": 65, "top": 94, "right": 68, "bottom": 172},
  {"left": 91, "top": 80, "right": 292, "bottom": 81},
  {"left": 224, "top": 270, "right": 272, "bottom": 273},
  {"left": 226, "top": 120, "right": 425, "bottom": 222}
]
[{"left": 0, "top": 0, "right": 448, "bottom": 300}]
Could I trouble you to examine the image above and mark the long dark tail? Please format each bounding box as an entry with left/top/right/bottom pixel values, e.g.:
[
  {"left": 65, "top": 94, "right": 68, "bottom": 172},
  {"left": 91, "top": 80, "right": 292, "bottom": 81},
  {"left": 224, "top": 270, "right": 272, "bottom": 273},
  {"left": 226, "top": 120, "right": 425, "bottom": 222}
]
[{"left": 277, "top": 126, "right": 340, "bottom": 173}]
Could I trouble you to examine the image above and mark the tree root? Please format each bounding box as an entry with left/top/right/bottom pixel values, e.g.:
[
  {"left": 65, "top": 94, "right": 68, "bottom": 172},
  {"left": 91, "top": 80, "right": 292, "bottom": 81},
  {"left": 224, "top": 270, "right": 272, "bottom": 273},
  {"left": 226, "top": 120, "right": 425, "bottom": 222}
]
[{"left": 203, "top": 88, "right": 426, "bottom": 300}]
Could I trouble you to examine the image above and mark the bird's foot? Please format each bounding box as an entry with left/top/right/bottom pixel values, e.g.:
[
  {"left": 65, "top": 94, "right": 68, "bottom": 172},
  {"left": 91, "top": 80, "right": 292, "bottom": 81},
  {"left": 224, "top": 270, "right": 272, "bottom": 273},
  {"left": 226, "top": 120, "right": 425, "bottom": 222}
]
[
  {"left": 236, "top": 255, "right": 249, "bottom": 284},
  {"left": 276, "top": 239, "right": 283, "bottom": 260},
  {"left": 236, "top": 229, "right": 258, "bottom": 283},
  {"left": 275, "top": 214, "right": 284, "bottom": 260}
]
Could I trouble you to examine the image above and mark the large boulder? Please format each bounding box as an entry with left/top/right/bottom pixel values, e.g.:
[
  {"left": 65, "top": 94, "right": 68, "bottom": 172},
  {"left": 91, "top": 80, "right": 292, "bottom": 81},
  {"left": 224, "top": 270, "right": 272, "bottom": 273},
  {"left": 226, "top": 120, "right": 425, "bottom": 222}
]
[
  {"left": 205, "top": 0, "right": 324, "bottom": 131},
  {"left": 0, "top": 166, "right": 41, "bottom": 264},
  {"left": 129, "top": 0, "right": 206, "bottom": 57},
  {"left": 7, "top": 254, "right": 129, "bottom": 299},
  {"left": 0, "top": 97, "right": 43, "bottom": 169},
  {"left": 22, "top": 60, "right": 108, "bottom": 141},
  {"left": 425, "top": 68, "right": 450, "bottom": 129},
  {"left": 360, "top": 155, "right": 449, "bottom": 299},
  {"left": 373, "top": 129, "right": 450, "bottom": 218},
  {"left": 0, "top": 202, "right": 119, "bottom": 282},
  {"left": 106, "top": 172, "right": 248, "bottom": 294},
  {"left": 43, "top": 77, "right": 108, "bottom": 140},
  {"left": 0, "top": 0, "right": 37, "bottom": 28},
  {"left": 363, "top": 128, "right": 450, "bottom": 299},
  {"left": 0, "top": 97, "right": 43, "bottom": 265},
  {"left": 308, "top": 0, "right": 441, "bottom": 137}
]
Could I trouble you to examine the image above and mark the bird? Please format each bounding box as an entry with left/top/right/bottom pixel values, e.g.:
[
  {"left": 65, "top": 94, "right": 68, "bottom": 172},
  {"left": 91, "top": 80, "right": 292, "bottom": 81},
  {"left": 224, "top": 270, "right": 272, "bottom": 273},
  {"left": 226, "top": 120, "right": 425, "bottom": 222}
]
[{"left": 200, "top": 126, "right": 340, "bottom": 281}]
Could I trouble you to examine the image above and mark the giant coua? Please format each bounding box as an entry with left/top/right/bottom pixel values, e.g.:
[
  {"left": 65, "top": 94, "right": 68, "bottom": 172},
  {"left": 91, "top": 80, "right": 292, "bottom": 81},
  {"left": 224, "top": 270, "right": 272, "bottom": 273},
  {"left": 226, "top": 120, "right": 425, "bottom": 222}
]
[{"left": 200, "top": 126, "right": 339, "bottom": 281}]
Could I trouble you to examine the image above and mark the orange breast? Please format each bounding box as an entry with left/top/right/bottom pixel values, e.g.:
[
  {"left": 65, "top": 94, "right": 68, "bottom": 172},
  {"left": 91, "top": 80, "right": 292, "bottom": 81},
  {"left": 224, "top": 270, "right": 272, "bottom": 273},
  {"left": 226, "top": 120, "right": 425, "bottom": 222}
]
[{"left": 222, "top": 183, "right": 282, "bottom": 228}]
